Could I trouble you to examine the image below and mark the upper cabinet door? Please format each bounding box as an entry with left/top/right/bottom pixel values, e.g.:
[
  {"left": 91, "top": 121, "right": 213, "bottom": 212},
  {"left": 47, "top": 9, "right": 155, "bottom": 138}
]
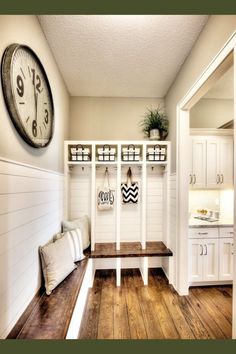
[
  {"left": 206, "top": 138, "right": 220, "bottom": 188},
  {"left": 192, "top": 138, "right": 206, "bottom": 189},
  {"left": 219, "top": 137, "right": 233, "bottom": 188}
]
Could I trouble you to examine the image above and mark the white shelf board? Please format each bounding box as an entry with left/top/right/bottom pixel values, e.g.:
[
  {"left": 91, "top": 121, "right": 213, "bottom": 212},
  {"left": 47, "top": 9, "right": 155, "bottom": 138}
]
[
  {"left": 121, "top": 161, "right": 143, "bottom": 165},
  {"left": 146, "top": 161, "right": 168, "bottom": 165},
  {"left": 68, "top": 161, "right": 92, "bottom": 165}
]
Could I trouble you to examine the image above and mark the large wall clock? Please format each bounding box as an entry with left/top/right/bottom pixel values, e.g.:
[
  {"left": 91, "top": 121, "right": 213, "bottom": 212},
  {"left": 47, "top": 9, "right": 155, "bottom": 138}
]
[{"left": 1, "top": 43, "right": 54, "bottom": 148}]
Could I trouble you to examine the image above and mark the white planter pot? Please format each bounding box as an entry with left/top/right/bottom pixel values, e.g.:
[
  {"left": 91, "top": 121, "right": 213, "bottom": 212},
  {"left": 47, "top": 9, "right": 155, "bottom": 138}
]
[{"left": 149, "top": 129, "right": 160, "bottom": 140}]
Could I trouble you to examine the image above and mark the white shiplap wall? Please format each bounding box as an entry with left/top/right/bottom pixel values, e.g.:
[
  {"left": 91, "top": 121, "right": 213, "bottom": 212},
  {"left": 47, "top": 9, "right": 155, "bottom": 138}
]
[
  {"left": 69, "top": 165, "right": 164, "bottom": 244},
  {"left": 0, "top": 158, "right": 64, "bottom": 339}
]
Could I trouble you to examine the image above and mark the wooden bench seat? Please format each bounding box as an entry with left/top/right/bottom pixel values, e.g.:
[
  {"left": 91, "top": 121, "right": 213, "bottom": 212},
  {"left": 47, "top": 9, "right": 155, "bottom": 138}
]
[
  {"left": 7, "top": 258, "right": 88, "bottom": 339},
  {"left": 7, "top": 241, "right": 172, "bottom": 339},
  {"left": 86, "top": 241, "right": 173, "bottom": 258}
]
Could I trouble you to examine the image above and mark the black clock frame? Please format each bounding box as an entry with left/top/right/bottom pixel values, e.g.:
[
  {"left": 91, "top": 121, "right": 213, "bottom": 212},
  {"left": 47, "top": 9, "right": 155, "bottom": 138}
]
[{"left": 1, "top": 43, "right": 54, "bottom": 148}]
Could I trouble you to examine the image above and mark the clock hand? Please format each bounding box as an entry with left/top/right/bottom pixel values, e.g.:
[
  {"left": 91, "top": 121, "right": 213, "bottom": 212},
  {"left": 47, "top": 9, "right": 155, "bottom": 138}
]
[{"left": 33, "top": 81, "right": 38, "bottom": 122}]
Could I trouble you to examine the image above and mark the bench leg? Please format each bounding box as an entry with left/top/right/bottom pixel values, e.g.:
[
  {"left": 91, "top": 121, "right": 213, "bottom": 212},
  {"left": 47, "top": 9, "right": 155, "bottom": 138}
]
[{"left": 139, "top": 257, "right": 148, "bottom": 285}]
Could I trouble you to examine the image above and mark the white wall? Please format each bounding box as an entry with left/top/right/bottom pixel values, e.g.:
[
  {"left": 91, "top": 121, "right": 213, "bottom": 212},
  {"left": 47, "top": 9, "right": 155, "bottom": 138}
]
[
  {"left": 190, "top": 98, "right": 234, "bottom": 128},
  {"left": 0, "top": 159, "right": 64, "bottom": 339},
  {"left": 165, "top": 15, "right": 236, "bottom": 172},
  {"left": 0, "top": 15, "right": 70, "bottom": 173},
  {"left": 0, "top": 15, "right": 69, "bottom": 338},
  {"left": 69, "top": 97, "right": 164, "bottom": 140}
]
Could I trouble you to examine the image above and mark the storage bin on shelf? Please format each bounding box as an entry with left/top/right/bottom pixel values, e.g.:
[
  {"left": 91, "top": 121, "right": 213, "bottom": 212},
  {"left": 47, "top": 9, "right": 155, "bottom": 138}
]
[
  {"left": 147, "top": 145, "right": 167, "bottom": 161},
  {"left": 69, "top": 144, "right": 91, "bottom": 161},
  {"left": 122, "top": 144, "right": 140, "bottom": 161},
  {"left": 97, "top": 144, "right": 116, "bottom": 161}
]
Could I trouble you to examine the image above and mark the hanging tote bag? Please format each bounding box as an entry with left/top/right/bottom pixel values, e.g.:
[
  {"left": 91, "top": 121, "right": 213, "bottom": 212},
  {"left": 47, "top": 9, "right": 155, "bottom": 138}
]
[
  {"left": 97, "top": 168, "right": 115, "bottom": 210},
  {"left": 121, "top": 167, "right": 139, "bottom": 204}
]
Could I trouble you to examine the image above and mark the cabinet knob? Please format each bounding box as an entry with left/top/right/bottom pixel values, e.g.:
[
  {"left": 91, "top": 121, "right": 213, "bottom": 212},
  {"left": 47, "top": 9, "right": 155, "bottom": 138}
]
[{"left": 198, "top": 232, "right": 208, "bottom": 235}]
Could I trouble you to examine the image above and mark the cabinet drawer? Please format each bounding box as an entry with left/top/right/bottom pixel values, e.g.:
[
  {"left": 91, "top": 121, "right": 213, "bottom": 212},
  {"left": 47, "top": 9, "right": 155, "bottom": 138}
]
[
  {"left": 189, "top": 227, "right": 218, "bottom": 239},
  {"left": 219, "top": 227, "right": 234, "bottom": 238}
]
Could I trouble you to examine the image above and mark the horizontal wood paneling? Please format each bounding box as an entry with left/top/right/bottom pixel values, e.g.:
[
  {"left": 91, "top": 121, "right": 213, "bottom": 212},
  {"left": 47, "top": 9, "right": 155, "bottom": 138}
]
[
  {"left": 68, "top": 165, "right": 164, "bottom": 243},
  {"left": 0, "top": 158, "right": 63, "bottom": 338},
  {"left": 146, "top": 167, "right": 163, "bottom": 242}
]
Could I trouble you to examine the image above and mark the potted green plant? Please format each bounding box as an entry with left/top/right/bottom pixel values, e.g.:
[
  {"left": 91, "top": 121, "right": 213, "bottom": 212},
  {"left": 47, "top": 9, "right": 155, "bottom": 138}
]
[{"left": 140, "top": 107, "right": 169, "bottom": 140}]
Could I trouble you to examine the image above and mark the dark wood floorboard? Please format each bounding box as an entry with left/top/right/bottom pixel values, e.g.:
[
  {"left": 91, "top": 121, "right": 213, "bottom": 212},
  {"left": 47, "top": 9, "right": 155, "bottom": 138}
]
[{"left": 78, "top": 268, "right": 232, "bottom": 339}]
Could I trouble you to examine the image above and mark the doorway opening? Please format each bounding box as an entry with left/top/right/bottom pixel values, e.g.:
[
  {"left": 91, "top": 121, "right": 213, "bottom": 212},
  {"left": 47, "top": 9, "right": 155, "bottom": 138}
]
[{"left": 176, "top": 33, "right": 236, "bottom": 338}]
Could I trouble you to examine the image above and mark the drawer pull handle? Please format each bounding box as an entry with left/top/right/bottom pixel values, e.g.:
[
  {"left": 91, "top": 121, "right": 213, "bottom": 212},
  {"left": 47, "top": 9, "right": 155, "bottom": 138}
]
[
  {"left": 200, "top": 244, "right": 203, "bottom": 256},
  {"left": 204, "top": 244, "right": 207, "bottom": 255},
  {"left": 216, "top": 174, "right": 220, "bottom": 184},
  {"left": 189, "top": 174, "right": 193, "bottom": 184},
  {"left": 220, "top": 174, "right": 224, "bottom": 184},
  {"left": 228, "top": 232, "right": 234, "bottom": 235},
  {"left": 198, "top": 232, "right": 208, "bottom": 235}
]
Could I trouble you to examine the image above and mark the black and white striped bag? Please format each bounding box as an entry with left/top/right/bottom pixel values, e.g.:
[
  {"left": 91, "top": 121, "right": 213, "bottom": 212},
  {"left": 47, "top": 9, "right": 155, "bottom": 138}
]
[{"left": 121, "top": 167, "right": 139, "bottom": 204}]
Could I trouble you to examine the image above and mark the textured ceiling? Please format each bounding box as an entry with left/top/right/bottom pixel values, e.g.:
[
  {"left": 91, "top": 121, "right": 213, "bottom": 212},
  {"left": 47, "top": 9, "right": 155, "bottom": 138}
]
[
  {"left": 38, "top": 15, "right": 208, "bottom": 97},
  {"left": 204, "top": 66, "right": 234, "bottom": 99}
]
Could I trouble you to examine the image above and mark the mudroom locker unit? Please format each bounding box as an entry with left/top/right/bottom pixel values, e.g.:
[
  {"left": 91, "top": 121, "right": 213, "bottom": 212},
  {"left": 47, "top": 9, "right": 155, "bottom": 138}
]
[{"left": 64, "top": 141, "right": 173, "bottom": 286}]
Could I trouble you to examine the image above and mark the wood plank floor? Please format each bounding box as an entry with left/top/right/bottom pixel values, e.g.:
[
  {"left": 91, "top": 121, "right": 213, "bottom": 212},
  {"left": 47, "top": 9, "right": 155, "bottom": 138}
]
[{"left": 78, "top": 268, "right": 232, "bottom": 339}]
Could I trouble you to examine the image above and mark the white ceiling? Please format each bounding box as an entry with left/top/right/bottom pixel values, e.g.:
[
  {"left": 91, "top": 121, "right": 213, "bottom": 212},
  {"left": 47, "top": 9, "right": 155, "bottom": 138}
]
[
  {"left": 204, "top": 66, "right": 234, "bottom": 99},
  {"left": 38, "top": 15, "right": 208, "bottom": 97}
]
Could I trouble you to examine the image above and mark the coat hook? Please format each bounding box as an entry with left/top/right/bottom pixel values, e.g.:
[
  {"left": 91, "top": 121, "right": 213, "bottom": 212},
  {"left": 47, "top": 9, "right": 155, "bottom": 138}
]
[{"left": 82, "top": 166, "right": 84, "bottom": 171}]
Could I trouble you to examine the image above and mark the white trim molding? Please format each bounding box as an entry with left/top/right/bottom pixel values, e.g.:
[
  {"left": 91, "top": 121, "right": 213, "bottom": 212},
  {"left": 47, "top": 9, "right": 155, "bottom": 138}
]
[{"left": 176, "top": 29, "right": 236, "bottom": 324}]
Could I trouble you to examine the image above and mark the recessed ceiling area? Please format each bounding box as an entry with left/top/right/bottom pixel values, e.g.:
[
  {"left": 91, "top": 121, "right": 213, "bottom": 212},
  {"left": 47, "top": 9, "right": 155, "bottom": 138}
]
[{"left": 38, "top": 15, "right": 208, "bottom": 97}]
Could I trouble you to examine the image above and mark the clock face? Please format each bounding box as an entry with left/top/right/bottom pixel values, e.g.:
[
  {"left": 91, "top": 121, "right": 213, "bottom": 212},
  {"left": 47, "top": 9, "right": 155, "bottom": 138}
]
[{"left": 1, "top": 44, "right": 54, "bottom": 148}]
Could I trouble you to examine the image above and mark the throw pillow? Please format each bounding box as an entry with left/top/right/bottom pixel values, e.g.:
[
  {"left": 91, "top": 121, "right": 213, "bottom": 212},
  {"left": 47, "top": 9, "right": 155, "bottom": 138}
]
[
  {"left": 39, "top": 235, "right": 76, "bottom": 295},
  {"left": 62, "top": 215, "right": 90, "bottom": 250}
]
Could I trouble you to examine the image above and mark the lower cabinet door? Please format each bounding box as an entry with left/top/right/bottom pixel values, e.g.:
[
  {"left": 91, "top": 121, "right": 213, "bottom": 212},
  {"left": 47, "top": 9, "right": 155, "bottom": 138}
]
[
  {"left": 189, "top": 239, "right": 204, "bottom": 282},
  {"left": 219, "top": 237, "right": 234, "bottom": 281},
  {"left": 203, "top": 238, "right": 219, "bottom": 281}
]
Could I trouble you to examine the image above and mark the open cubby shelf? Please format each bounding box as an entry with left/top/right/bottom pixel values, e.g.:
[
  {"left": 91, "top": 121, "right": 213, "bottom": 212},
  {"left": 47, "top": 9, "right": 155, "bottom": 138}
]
[{"left": 64, "top": 140, "right": 173, "bottom": 286}]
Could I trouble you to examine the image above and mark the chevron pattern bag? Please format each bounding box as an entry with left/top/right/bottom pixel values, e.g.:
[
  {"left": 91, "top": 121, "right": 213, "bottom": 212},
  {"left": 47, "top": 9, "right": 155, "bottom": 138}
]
[{"left": 121, "top": 167, "right": 139, "bottom": 204}]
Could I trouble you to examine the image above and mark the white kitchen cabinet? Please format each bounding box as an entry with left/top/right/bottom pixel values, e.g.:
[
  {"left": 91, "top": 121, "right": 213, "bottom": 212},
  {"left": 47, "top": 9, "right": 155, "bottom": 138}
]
[
  {"left": 203, "top": 238, "right": 219, "bottom": 281},
  {"left": 190, "top": 135, "right": 233, "bottom": 189},
  {"left": 206, "top": 138, "right": 219, "bottom": 188},
  {"left": 206, "top": 136, "right": 233, "bottom": 189},
  {"left": 189, "top": 138, "right": 206, "bottom": 189},
  {"left": 189, "top": 238, "right": 218, "bottom": 282},
  {"left": 219, "top": 137, "right": 234, "bottom": 188},
  {"left": 219, "top": 237, "right": 234, "bottom": 281}
]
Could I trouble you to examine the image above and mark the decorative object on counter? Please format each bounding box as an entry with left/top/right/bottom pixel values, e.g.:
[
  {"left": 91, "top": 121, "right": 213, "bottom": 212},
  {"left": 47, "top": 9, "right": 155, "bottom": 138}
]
[
  {"left": 69, "top": 144, "right": 91, "bottom": 161},
  {"left": 139, "top": 106, "right": 169, "bottom": 140},
  {"left": 121, "top": 167, "right": 139, "bottom": 204},
  {"left": 192, "top": 209, "right": 220, "bottom": 222},
  {"left": 97, "top": 144, "right": 116, "bottom": 161},
  {"left": 122, "top": 144, "right": 140, "bottom": 161},
  {"left": 147, "top": 144, "right": 167, "bottom": 161},
  {"left": 97, "top": 167, "right": 115, "bottom": 210}
]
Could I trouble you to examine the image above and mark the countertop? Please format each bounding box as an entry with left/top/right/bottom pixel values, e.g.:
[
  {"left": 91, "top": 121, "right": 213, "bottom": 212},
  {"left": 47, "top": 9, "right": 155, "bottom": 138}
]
[{"left": 189, "top": 218, "right": 233, "bottom": 228}]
